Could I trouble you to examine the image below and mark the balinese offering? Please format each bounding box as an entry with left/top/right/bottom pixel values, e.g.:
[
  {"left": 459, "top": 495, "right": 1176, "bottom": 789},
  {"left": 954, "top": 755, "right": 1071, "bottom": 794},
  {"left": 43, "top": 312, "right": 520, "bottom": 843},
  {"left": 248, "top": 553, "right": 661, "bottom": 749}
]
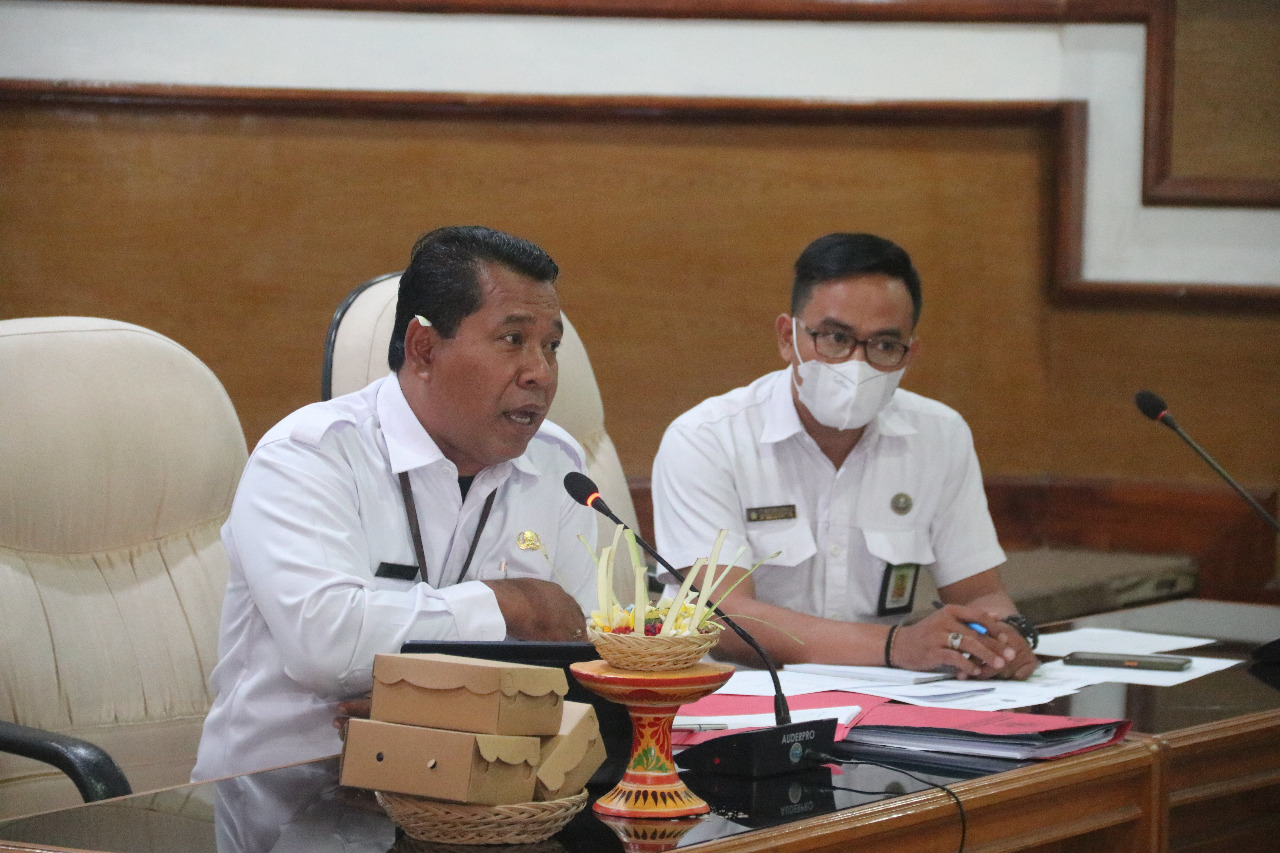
[
  {"left": 566, "top": 530, "right": 776, "bottom": 818},
  {"left": 580, "top": 527, "right": 763, "bottom": 671}
]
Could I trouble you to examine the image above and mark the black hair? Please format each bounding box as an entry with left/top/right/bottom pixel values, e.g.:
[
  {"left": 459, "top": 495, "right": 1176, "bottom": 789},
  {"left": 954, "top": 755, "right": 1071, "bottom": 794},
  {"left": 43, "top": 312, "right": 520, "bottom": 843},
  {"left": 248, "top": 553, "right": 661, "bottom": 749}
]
[
  {"left": 792, "top": 233, "right": 922, "bottom": 326},
  {"left": 388, "top": 226, "right": 559, "bottom": 371}
]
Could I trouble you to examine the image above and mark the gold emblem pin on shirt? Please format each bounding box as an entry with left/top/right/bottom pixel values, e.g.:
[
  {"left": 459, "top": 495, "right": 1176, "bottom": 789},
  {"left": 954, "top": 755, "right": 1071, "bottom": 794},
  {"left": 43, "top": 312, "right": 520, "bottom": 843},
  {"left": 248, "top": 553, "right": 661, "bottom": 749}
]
[
  {"left": 891, "top": 493, "right": 913, "bottom": 515},
  {"left": 517, "top": 530, "right": 543, "bottom": 550}
]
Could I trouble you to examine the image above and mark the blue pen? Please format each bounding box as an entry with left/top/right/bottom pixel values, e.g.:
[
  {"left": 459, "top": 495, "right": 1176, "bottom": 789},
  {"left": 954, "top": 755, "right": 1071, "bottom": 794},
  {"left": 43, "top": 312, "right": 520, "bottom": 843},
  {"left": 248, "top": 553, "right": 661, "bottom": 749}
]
[{"left": 933, "top": 600, "right": 988, "bottom": 635}]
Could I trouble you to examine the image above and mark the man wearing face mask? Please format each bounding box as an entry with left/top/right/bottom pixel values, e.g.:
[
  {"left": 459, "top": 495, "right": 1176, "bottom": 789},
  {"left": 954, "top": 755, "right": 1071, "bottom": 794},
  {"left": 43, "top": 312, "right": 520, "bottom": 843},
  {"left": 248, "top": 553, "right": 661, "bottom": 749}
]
[{"left": 651, "top": 233, "right": 1037, "bottom": 680}]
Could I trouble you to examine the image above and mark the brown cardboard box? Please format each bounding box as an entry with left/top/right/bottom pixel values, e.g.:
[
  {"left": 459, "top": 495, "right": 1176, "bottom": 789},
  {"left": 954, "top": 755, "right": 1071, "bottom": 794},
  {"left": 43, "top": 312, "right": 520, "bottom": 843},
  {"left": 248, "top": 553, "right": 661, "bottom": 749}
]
[
  {"left": 340, "top": 718, "right": 539, "bottom": 805},
  {"left": 371, "top": 653, "right": 568, "bottom": 736},
  {"left": 535, "top": 701, "right": 608, "bottom": 801}
]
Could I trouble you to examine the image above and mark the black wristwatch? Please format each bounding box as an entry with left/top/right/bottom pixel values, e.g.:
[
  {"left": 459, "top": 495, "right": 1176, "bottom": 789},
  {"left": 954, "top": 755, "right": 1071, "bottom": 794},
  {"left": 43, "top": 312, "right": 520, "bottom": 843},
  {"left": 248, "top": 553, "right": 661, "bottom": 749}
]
[{"left": 1001, "top": 614, "right": 1039, "bottom": 650}]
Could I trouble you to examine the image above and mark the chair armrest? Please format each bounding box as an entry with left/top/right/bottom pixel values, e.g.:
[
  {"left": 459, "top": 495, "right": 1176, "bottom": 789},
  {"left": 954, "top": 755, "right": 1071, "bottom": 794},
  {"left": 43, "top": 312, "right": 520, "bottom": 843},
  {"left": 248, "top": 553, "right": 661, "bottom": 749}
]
[{"left": 0, "top": 720, "right": 132, "bottom": 803}]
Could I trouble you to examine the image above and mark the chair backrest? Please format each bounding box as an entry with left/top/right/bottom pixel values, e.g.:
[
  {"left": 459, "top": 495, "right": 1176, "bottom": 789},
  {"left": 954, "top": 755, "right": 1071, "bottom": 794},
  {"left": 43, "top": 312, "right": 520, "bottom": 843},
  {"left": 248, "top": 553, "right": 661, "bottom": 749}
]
[
  {"left": 322, "top": 274, "right": 642, "bottom": 565},
  {"left": 0, "top": 317, "right": 247, "bottom": 818}
]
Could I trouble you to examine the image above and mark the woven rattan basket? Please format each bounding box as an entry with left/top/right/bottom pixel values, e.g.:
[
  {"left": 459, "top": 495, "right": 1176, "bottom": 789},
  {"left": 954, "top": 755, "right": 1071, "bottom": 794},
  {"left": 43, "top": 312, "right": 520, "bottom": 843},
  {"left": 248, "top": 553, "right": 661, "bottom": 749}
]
[
  {"left": 376, "top": 789, "right": 587, "bottom": 845},
  {"left": 587, "top": 622, "right": 723, "bottom": 671}
]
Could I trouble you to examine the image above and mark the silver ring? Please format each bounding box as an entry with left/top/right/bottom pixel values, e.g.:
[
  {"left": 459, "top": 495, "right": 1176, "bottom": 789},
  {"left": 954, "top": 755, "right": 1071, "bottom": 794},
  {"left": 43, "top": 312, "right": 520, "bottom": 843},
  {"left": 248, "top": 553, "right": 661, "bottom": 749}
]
[
  {"left": 947, "top": 632, "right": 963, "bottom": 650},
  {"left": 571, "top": 628, "right": 584, "bottom": 639}
]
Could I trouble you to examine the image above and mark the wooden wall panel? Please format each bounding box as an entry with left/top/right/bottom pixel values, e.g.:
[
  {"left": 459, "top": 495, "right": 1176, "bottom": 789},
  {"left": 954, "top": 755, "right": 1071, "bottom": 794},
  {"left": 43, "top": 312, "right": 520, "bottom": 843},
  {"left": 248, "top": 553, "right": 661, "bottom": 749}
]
[
  {"left": 2, "top": 96, "right": 1279, "bottom": 506},
  {"left": 1145, "top": 0, "right": 1280, "bottom": 206},
  {"left": 1169, "top": 0, "right": 1280, "bottom": 183}
]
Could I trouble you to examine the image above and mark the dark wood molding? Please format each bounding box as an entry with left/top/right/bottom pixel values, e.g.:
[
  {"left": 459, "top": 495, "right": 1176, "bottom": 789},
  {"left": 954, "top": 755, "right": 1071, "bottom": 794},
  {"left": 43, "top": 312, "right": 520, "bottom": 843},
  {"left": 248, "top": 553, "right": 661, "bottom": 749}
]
[
  {"left": 631, "top": 475, "right": 1279, "bottom": 604},
  {"left": 89, "top": 0, "right": 1153, "bottom": 23},
  {"left": 1141, "top": 0, "right": 1280, "bottom": 208},
  {"left": 0, "top": 81, "right": 1061, "bottom": 123},
  {"left": 3, "top": 81, "right": 1276, "bottom": 312}
]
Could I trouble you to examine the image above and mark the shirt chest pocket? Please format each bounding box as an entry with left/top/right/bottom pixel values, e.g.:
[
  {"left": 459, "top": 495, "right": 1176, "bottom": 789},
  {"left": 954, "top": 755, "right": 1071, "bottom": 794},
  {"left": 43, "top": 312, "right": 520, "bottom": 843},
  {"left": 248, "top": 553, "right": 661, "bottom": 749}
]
[
  {"left": 745, "top": 522, "right": 818, "bottom": 570},
  {"left": 863, "top": 528, "right": 935, "bottom": 567}
]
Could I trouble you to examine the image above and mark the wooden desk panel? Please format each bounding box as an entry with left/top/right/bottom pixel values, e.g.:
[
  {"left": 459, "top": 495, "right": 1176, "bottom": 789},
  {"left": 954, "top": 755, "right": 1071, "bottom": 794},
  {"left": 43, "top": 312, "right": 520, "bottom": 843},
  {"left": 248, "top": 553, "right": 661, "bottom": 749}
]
[
  {"left": 1158, "top": 708, "right": 1280, "bottom": 853},
  {"left": 694, "top": 739, "right": 1158, "bottom": 853}
]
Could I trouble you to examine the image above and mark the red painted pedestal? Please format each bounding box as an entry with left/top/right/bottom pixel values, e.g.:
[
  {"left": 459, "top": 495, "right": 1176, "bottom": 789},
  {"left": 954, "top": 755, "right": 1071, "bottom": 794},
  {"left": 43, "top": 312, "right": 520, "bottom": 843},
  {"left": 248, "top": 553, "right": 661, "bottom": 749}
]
[{"left": 570, "top": 659, "right": 734, "bottom": 819}]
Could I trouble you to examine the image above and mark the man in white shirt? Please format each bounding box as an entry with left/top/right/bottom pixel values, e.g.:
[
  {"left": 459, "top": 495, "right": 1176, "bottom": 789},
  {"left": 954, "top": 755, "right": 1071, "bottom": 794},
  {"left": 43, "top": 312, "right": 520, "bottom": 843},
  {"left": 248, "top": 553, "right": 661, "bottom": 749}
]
[
  {"left": 652, "top": 233, "right": 1037, "bottom": 680},
  {"left": 194, "top": 226, "right": 599, "bottom": 782}
]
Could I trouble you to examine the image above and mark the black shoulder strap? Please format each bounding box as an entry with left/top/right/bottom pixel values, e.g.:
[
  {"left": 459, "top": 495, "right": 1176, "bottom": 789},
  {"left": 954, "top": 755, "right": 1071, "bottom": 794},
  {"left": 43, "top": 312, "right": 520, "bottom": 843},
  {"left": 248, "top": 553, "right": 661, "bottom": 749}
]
[
  {"left": 398, "top": 471, "right": 428, "bottom": 580},
  {"left": 399, "top": 472, "right": 497, "bottom": 586}
]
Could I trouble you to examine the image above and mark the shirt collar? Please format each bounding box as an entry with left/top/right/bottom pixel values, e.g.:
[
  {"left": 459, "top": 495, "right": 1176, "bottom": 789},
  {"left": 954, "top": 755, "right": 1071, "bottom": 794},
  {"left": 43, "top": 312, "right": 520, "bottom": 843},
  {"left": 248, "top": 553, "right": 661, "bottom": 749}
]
[
  {"left": 376, "top": 374, "right": 540, "bottom": 478},
  {"left": 761, "top": 368, "right": 807, "bottom": 444},
  {"left": 377, "top": 375, "right": 445, "bottom": 474},
  {"left": 874, "top": 396, "right": 916, "bottom": 437}
]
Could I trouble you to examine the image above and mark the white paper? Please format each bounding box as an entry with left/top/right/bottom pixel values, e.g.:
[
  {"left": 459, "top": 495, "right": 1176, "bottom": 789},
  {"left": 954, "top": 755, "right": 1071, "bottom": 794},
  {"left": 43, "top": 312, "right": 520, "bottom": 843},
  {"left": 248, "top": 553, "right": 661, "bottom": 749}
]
[
  {"left": 1035, "top": 627, "right": 1214, "bottom": 658},
  {"left": 783, "top": 663, "right": 947, "bottom": 684},
  {"left": 1037, "top": 656, "right": 1239, "bottom": 687},
  {"left": 674, "top": 705, "right": 862, "bottom": 731},
  {"left": 720, "top": 669, "right": 881, "bottom": 697}
]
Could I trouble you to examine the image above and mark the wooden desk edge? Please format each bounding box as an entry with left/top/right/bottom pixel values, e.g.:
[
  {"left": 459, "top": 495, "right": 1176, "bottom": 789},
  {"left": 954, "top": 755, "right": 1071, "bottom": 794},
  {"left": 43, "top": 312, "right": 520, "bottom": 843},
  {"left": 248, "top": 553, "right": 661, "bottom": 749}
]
[{"left": 687, "top": 738, "right": 1159, "bottom": 853}]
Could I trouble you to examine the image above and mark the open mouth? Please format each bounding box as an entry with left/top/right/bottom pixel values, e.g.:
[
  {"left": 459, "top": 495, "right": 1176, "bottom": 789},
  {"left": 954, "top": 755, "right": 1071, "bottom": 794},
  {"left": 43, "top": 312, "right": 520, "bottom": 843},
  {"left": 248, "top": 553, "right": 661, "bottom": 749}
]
[{"left": 504, "top": 406, "right": 544, "bottom": 428}]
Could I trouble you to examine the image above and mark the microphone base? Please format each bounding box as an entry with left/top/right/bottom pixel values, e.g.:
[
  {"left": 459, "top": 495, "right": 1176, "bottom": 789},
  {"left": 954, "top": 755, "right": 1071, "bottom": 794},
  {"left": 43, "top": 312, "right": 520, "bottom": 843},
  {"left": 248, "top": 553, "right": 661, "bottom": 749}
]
[{"left": 675, "top": 718, "right": 839, "bottom": 778}]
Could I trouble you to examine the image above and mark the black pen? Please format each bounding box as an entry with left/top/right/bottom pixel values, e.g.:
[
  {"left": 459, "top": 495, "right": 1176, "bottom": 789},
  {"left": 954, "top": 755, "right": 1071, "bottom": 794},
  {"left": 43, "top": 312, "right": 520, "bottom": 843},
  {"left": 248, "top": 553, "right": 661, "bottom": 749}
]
[{"left": 933, "top": 600, "right": 988, "bottom": 635}]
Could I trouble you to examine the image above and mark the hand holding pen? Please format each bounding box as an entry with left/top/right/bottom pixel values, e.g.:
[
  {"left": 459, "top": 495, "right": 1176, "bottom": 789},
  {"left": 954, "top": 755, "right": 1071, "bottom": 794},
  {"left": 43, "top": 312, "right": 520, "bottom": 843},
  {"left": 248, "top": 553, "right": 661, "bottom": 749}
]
[
  {"left": 885, "top": 601, "right": 1012, "bottom": 678},
  {"left": 933, "top": 599, "right": 989, "bottom": 635}
]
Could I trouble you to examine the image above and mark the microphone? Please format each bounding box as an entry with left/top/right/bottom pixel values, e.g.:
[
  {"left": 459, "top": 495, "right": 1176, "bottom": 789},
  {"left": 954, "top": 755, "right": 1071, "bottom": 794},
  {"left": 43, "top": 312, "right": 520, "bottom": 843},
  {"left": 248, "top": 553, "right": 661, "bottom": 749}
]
[
  {"left": 564, "top": 471, "right": 837, "bottom": 777},
  {"left": 1134, "top": 391, "right": 1280, "bottom": 534}
]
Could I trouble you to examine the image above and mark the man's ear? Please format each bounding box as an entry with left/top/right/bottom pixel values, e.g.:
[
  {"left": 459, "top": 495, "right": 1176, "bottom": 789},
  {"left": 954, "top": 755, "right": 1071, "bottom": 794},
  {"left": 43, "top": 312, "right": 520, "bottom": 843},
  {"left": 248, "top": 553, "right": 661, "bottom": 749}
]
[
  {"left": 402, "top": 316, "right": 437, "bottom": 377},
  {"left": 775, "top": 313, "right": 796, "bottom": 365}
]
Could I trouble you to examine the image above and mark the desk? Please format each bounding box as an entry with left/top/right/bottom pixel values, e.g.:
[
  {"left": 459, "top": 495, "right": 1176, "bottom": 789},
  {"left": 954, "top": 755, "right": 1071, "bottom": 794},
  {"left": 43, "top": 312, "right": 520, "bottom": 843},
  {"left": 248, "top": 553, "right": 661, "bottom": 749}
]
[
  {"left": 0, "top": 742, "right": 1158, "bottom": 853},
  {"left": 1039, "top": 600, "right": 1280, "bottom": 853},
  {"left": 3, "top": 598, "right": 1273, "bottom": 853}
]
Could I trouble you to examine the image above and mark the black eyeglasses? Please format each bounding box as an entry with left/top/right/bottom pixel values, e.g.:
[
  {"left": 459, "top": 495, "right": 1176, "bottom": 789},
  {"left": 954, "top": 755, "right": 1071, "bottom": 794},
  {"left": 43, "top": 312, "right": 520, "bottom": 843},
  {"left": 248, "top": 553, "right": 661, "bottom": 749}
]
[{"left": 795, "top": 320, "right": 911, "bottom": 369}]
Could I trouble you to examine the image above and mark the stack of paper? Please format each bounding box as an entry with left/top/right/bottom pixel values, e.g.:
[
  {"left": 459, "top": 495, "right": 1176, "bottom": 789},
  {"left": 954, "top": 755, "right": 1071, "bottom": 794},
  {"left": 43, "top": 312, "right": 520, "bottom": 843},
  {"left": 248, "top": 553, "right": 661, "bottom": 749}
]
[
  {"left": 782, "top": 663, "right": 949, "bottom": 685},
  {"left": 841, "top": 703, "right": 1130, "bottom": 760}
]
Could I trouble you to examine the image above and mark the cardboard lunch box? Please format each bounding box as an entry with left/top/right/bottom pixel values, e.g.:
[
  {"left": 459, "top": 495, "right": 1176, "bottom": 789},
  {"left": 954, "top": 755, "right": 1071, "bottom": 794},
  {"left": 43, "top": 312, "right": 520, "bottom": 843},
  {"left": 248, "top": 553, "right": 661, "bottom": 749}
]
[
  {"left": 371, "top": 653, "right": 569, "bottom": 736},
  {"left": 535, "top": 701, "right": 607, "bottom": 801},
  {"left": 341, "top": 718, "right": 540, "bottom": 805}
]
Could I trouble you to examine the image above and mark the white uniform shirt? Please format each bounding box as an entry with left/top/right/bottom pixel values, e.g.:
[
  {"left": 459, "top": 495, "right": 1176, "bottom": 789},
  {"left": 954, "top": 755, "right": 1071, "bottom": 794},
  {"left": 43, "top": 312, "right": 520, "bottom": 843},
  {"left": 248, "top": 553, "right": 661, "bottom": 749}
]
[
  {"left": 652, "top": 369, "right": 1004, "bottom": 623},
  {"left": 193, "top": 375, "right": 598, "bottom": 781}
]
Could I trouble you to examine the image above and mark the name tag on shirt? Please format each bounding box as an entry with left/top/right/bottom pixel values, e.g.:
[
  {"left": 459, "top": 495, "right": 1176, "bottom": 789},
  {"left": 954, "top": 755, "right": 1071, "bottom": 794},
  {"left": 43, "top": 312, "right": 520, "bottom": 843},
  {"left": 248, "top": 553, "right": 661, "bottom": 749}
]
[
  {"left": 375, "top": 562, "right": 418, "bottom": 582},
  {"left": 746, "top": 505, "right": 797, "bottom": 522},
  {"left": 877, "top": 562, "right": 921, "bottom": 616}
]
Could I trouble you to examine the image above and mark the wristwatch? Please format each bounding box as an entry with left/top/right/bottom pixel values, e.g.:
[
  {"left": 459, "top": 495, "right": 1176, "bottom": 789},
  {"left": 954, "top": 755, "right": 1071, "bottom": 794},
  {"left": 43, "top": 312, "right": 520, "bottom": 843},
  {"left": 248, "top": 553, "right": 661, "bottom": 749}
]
[{"left": 1000, "top": 614, "right": 1039, "bottom": 650}]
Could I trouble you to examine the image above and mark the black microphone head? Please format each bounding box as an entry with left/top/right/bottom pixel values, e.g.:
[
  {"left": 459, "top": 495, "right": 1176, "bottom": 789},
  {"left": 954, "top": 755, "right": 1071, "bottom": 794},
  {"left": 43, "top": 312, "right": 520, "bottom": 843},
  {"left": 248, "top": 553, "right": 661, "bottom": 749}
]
[
  {"left": 563, "top": 471, "right": 614, "bottom": 518},
  {"left": 563, "top": 471, "right": 598, "bottom": 506},
  {"left": 1134, "top": 390, "right": 1168, "bottom": 422}
]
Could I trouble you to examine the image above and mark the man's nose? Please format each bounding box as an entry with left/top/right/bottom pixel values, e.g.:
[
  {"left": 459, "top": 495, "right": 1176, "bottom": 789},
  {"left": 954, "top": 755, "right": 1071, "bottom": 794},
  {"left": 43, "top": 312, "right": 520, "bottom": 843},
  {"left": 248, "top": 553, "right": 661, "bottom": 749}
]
[{"left": 520, "top": 346, "right": 555, "bottom": 385}]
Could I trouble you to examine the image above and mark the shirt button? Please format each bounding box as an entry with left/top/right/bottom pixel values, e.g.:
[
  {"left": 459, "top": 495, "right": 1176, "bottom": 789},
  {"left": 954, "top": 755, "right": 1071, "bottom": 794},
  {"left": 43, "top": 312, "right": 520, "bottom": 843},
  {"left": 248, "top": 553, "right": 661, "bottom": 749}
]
[{"left": 830, "top": 545, "right": 841, "bottom": 556}]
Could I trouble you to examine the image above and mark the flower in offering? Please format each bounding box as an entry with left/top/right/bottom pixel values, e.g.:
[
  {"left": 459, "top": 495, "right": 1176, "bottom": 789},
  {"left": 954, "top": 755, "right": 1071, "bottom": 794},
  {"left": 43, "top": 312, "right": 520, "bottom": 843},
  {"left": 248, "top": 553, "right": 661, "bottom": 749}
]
[{"left": 578, "top": 527, "right": 774, "bottom": 637}]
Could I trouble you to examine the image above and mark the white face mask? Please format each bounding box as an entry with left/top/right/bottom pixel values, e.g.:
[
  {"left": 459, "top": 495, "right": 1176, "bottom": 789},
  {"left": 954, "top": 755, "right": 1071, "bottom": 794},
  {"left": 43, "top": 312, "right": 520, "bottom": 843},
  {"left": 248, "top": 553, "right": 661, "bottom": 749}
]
[{"left": 791, "top": 318, "right": 905, "bottom": 431}]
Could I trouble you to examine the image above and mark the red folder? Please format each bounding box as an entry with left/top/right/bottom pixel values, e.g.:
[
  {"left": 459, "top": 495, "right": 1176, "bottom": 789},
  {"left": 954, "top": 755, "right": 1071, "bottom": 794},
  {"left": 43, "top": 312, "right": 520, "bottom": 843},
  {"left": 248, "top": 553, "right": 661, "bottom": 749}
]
[{"left": 845, "top": 703, "right": 1131, "bottom": 759}]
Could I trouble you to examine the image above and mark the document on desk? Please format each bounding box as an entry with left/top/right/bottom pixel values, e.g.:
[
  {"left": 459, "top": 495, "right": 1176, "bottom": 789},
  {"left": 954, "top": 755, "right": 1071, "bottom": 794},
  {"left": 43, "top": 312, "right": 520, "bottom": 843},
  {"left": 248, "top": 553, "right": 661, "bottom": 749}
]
[
  {"left": 842, "top": 703, "right": 1130, "bottom": 760},
  {"left": 782, "top": 663, "right": 950, "bottom": 684},
  {"left": 1035, "top": 627, "right": 1215, "bottom": 658},
  {"left": 850, "top": 672, "right": 1081, "bottom": 711},
  {"left": 721, "top": 668, "right": 1084, "bottom": 710},
  {"left": 719, "top": 669, "right": 909, "bottom": 697},
  {"left": 671, "top": 690, "right": 892, "bottom": 746}
]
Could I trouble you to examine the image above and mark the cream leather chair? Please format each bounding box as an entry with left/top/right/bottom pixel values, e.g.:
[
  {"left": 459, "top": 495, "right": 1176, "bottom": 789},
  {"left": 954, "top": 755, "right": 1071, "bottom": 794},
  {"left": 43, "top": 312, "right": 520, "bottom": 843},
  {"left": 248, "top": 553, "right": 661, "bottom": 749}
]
[
  {"left": 322, "top": 274, "right": 642, "bottom": 573},
  {"left": 0, "top": 317, "right": 247, "bottom": 819}
]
